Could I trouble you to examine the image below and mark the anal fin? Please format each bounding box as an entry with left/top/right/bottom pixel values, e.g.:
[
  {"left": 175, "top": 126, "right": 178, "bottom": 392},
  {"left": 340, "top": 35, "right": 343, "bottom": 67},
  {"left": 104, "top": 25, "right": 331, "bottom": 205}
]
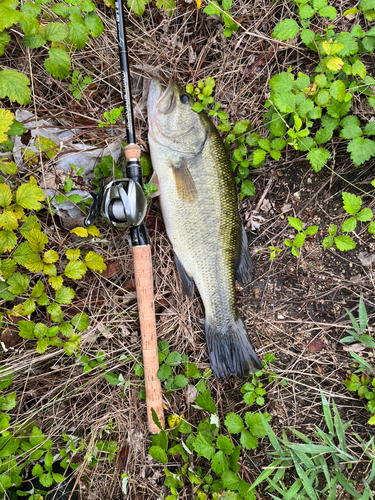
[{"left": 174, "top": 253, "right": 195, "bottom": 298}]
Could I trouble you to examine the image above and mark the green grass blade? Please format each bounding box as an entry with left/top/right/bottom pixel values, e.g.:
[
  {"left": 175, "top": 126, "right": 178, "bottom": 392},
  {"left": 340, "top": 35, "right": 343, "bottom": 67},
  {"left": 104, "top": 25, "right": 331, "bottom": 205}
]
[
  {"left": 358, "top": 296, "right": 367, "bottom": 333},
  {"left": 248, "top": 458, "right": 284, "bottom": 491},
  {"left": 288, "top": 443, "right": 333, "bottom": 455},
  {"left": 332, "top": 400, "right": 347, "bottom": 453},
  {"left": 290, "top": 450, "right": 318, "bottom": 500},
  {"left": 266, "top": 477, "right": 288, "bottom": 495},
  {"left": 283, "top": 478, "right": 304, "bottom": 500},
  {"left": 336, "top": 470, "right": 363, "bottom": 498},
  {"left": 260, "top": 413, "right": 284, "bottom": 457},
  {"left": 288, "top": 427, "right": 313, "bottom": 444},
  {"left": 345, "top": 308, "right": 360, "bottom": 334},
  {"left": 320, "top": 390, "right": 334, "bottom": 434},
  {"left": 316, "top": 454, "right": 331, "bottom": 485}
]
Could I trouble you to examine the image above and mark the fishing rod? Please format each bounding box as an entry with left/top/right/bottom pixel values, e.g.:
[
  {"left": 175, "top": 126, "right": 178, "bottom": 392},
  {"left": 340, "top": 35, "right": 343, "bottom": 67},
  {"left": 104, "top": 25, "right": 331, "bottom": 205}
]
[{"left": 84, "top": 0, "right": 165, "bottom": 434}]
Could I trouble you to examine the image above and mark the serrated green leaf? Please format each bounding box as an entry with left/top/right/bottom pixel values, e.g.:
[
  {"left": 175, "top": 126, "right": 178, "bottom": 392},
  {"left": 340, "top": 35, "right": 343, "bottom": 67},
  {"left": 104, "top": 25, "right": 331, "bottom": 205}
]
[
  {"left": 306, "top": 147, "right": 331, "bottom": 172},
  {"left": 319, "top": 5, "right": 337, "bottom": 20},
  {"left": 0, "top": 4, "right": 20, "bottom": 32},
  {"left": 364, "top": 121, "right": 375, "bottom": 135},
  {"left": 273, "top": 91, "right": 296, "bottom": 113},
  {"left": 68, "top": 21, "right": 89, "bottom": 49},
  {"left": 24, "top": 254, "right": 44, "bottom": 272},
  {"left": 216, "top": 434, "right": 234, "bottom": 455},
  {"left": 240, "top": 429, "right": 258, "bottom": 450},
  {"left": 173, "top": 374, "right": 188, "bottom": 388},
  {"left": 55, "top": 286, "right": 75, "bottom": 304},
  {"left": 47, "top": 303, "right": 63, "bottom": 322},
  {"left": 327, "top": 97, "right": 351, "bottom": 118},
  {"left": 84, "top": 11, "right": 104, "bottom": 37},
  {"left": 157, "top": 363, "right": 172, "bottom": 381},
  {"left": 211, "top": 450, "right": 229, "bottom": 475},
  {"left": 0, "top": 230, "right": 17, "bottom": 253},
  {"left": 64, "top": 260, "right": 87, "bottom": 279},
  {"left": 18, "top": 320, "right": 35, "bottom": 338},
  {"left": 299, "top": 5, "right": 315, "bottom": 19},
  {"left": 7, "top": 272, "right": 29, "bottom": 294},
  {"left": 305, "top": 225, "right": 318, "bottom": 235},
  {"left": 240, "top": 180, "right": 256, "bottom": 198},
  {"left": 342, "top": 192, "right": 361, "bottom": 215},
  {"left": 84, "top": 251, "right": 106, "bottom": 272},
  {"left": 347, "top": 137, "right": 375, "bottom": 166},
  {"left": 195, "top": 390, "right": 216, "bottom": 414},
  {"left": 352, "top": 59, "right": 366, "bottom": 79},
  {"left": 288, "top": 217, "right": 303, "bottom": 231},
  {"left": 272, "top": 19, "right": 300, "bottom": 41},
  {"left": 315, "top": 127, "right": 333, "bottom": 144},
  {"left": 293, "top": 232, "right": 306, "bottom": 248},
  {"left": 252, "top": 148, "right": 266, "bottom": 165},
  {"left": 0, "top": 184, "right": 12, "bottom": 209},
  {"left": 341, "top": 217, "right": 357, "bottom": 232},
  {"left": 44, "top": 48, "right": 71, "bottom": 79},
  {"left": 36, "top": 337, "right": 48, "bottom": 354},
  {"left": 149, "top": 445, "right": 167, "bottom": 464},
  {"left": 224, "top": 413, "right": 244, "bottom": 434},
  {"left": 0, "top": 258, "right": 16, "bottom": 280},
  {"left": 192, "top": 432, "right": 215, "bottom": 460},
  {"left": 0, "top": 69, "right": 31, "bottom": 105},
  {"left": 27, "top": 228, "right": 48, "bottom": 252},
  {"left": 335, "top": 235, "right": 356, "bottom": 251},
  {"left": 165, "top": 351, "right": 182, "bottom": 366},
  {"left": 330, "top": 80, "right": 346, "bottom": 102},
  {"left": 71, "top": 312, "right": 89, "bottom": 331},
  {"left": 15, "top": 182, "right": 45, "bottom": 210},
  {"left": 340, "top": 124, "right": 362, "bottom": 140},
  {"left": 301, "top": 29, "right": 315, "bottom": 44},
  {"left": 269, "top": 72, "right": 293, "bottom": 93},
  {"left": 44, "top": 22, "right": 69, "bottom": 42}
]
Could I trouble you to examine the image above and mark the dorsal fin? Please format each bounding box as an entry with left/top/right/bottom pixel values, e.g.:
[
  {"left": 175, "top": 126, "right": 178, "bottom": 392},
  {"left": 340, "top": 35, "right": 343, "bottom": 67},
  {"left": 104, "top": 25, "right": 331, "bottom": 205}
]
[{"left": 172, "top": 158, "right": 198, "bottom": 202}]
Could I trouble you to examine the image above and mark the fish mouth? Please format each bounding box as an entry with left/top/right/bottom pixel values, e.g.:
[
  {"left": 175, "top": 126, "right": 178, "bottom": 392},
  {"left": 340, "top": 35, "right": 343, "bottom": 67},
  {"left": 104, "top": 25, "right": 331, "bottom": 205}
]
[{"left": 148, "top": 77, "right": 177, "bottom": 115}]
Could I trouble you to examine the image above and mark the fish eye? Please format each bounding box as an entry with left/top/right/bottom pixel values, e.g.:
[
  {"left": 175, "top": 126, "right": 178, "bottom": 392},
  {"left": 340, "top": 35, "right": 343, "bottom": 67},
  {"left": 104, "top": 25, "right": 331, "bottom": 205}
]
[{"left": 180, "top": 95, "right": 189, "bottom": 104}]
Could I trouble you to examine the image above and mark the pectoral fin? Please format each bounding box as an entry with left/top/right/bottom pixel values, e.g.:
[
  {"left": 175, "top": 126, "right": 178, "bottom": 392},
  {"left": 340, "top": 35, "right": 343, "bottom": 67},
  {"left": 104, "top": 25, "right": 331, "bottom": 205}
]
[
  {"left": 172, "top": 158, "right": 198, "bottom": 202},
  {"left": 234, "top": 225, "right": 253, "bottom": 286},
  {"left": 174, "top": 253, "right": 195, "bottom": 298}
]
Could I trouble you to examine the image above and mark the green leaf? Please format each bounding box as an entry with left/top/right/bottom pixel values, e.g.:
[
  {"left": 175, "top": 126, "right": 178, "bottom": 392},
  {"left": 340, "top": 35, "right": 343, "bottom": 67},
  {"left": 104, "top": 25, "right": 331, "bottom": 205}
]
[
  {"left": 0, "top": 230, "right": 17, "bottom": 253},
  {"left": 44, "top": 22, "right": 69, "bottom": 42},
  {"left": 299, "top": 5, "right": 315, "bottom": 19},
  {"left": 273, "top": 91, "right": 296, "bottom": 113},
  {"left": 211, "top": 450, "right": 229, "bottom": 475},
  {"left": 258, "top": 138, "right": 271, "bottom": 152},
  {"left": 85, "top": 251, "right": 107, "bottom": 272},
  {"left": 252, "top": 148, "right": 266, "bottom": 165},
  {"left": 203, "top": 1, "right": 221, "bottom": 15},
  {"left": 34, "top": 322, "right": 47, "bottom": 338},
  {"left": 327, "top": 98, "right": 351, "bottom": 118},
  {"left": 319, "top": 5, "right": 337, "bottom": 20},
  {"left": 347, "top": 137, "right": 375, "bottom": 166},
  {"left": 32, "top": 464, "right": 43, "bottom": 476},
  {"left": 55, "top": 286, "right": 75, "bottom": 304},
  {"left": 60, "top": 322, "right": 73, "bottom": 337},
  {"left": 173, "top": 374, "right": 188, "bottom": 388},
  {"left": 221, "top": 470, "right": 240, "bottom": 490},
  {"left": 271, "top": 138, "right": 286, "bottom": 150},
  {"left": 16, "top": 181, "right": 45, "bottom": 210},
  {"left": 44, "top": 48, "right": 71, "bottom": 79},
  {"left": 364, "top": 121, "right": 375, "bottom": 135},
  {"left": 7, "top": 272, "right": 29, "bottom": 294},
  {"left": 330, "top": 80, "right": 346, "bottom": 102},
  {"left": 272, "top": 19, "right": 300, "bottom": 41},
  {"left": 68, "top": 21, "right": 89, "bottom": 49},
  {"left": 36, "top": 337, "right": 49, "bottom": 354},
  {"left": 224, "top": 413, "right": 244, "bottom": 434},
  {"left": 352, "top": 59, "right": 366, "bottom": 80},
  {"left": 342, "top": 192, "right": 361, "bottom": 215},
  {"left": 293, "top": 232, "right": 306, "bottom": 248},
  {"left": 315, "top": 127, "right": 333, "bottom": 144},
  {"left": 0, "top": 4, "right": 20, "bottom": 32},
  {"left": 39, "top": 472, "right": 53, "bottom": 488},
  {"left": 245, "top": 412, "right": 270, "bottom": 438},
  {"left": 306, "top": 147, "right": 331, "bottom": 172},
  {"left": 64, "top": 260, "right": 87, "bottom": 279},
  {"left": 195, "top": 390, "right": 216, "bottom": 414},
  {"left": 240, "top": 429, "right": 258, "bottom": 450},
  {"left": 0, "top": 69, "right": 31, "bottom": 105},
  {"left": 84, "top": 12, "right": 104, "bottom": 37},
  {"left": 0, "top": 392, "right": 16, "bottom": 411},
  {"left": 340, "top": 124, "right": 362, "bottom": 140},
  {"left": 47, "top": 303, "right": 63, "bottom": 322},
  {"left": 335, "top": 235, "right": 356, "bottom": 251},
  {"left": 216, "top": 434, "right": 234, "bottom": 455},
  {"left": 71, "top": 312, "right": 89, "bottom": 331},
  {"left": 240, "top": 180, "right": 255, "bottom": 198},
  {"left": 192, "top": 432, "right": 215, "bottom": 460},
  {"left": 0, "top": 184, "right": 12, "bottom": 208},
  {"left": 288, "top": 217, "right": 303, "bottom": 231},
  {"left": 305, "top": 225, "right": 318, "bottom": 235},
  {"left": 341, "top": 217, "right": 357, "bottom": 232},
  {"left": 269, "top": 72, "right": 293, "bottom": 93},
  {"left": 157, "top": 363, "right": 172, "bottom": 381},
  {"left": 368, "top": 221, "right": 375, "bottom": 234},
  {"left": 0, "top": 474, "right": 12, "bottom": 490},
  {"left": 0, "top": 368, "right": 13, "bottom": 391},
  {"left": 301, "top": 29, "right": 315, "bottom": 44},
  {"left": 165, "top": 351, "right": 182, "bottom": 366}
]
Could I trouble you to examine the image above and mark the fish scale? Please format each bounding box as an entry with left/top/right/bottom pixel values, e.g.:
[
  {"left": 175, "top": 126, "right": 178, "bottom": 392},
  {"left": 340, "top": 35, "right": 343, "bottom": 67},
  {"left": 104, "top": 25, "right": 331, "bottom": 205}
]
[{"left": 148, "top": 77, "right": 261, "bottom": 378}]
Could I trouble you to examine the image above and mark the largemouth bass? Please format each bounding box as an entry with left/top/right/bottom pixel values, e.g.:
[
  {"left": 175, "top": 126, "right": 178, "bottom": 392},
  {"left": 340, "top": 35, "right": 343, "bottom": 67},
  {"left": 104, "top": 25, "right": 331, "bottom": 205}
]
[{"left": 147, "top": 77, "right": 261, "bottom": 378}]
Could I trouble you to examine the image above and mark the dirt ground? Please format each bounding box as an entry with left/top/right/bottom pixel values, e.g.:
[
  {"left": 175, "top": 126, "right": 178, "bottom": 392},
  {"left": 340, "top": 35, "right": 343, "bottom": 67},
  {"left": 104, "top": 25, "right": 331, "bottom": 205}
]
[{"left": 2, "top": 0, "right": 375, "bottom": 498}]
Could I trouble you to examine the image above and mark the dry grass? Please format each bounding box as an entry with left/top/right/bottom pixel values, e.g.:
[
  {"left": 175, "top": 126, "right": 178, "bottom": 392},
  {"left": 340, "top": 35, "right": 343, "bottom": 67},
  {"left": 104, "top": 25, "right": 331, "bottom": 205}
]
[{"left": 1, "top": 0, "right": 375, "bottom": 498}]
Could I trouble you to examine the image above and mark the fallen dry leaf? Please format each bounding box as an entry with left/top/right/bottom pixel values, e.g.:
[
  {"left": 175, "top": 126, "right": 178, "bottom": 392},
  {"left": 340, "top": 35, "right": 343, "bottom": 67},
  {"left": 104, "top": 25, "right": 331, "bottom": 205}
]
[
  {"left": 308, "top": 338, "right": 326, "bottom": 352},
  {"left": 101, "top": 259, "right": 120, "bottom": 279}
]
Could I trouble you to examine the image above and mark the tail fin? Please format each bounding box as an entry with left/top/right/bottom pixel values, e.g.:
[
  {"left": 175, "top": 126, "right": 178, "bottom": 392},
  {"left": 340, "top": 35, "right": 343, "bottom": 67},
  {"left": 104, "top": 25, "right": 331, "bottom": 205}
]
[{"left": 205, "top": 316, "right": 261, "bottom": 379}]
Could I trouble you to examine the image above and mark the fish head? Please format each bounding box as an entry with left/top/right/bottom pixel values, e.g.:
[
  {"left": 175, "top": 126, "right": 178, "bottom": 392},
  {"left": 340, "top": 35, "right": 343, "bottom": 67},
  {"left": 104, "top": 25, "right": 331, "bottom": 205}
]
[{"left": 148, "top": 77, "right": 208, "bottom": 154}]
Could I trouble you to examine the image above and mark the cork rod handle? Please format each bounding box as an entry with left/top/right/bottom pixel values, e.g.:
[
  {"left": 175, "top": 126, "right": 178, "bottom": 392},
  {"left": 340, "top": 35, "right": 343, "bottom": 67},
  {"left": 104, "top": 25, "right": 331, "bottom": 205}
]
[{"left": 133, "top": 244, "right": 165, "bottom": 433}]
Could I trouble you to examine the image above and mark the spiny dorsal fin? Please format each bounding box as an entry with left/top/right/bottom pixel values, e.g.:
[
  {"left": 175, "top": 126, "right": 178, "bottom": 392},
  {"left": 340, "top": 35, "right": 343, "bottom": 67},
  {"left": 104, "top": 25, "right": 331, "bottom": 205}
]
[{"left": 172, "top": 157, "right": 198, "bottom": 202}]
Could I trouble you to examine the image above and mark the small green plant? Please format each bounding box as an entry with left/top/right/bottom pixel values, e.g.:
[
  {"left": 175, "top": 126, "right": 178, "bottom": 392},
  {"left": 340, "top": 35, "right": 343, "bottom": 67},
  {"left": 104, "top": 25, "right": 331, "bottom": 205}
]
[
  {"left": 68, "top": 70, "right": 92, "bottom": 100},
  {"left": 203, "top": 0, "right": 239, "bottom": 38},
  {"left": 342, "top": 297, "right": 375, "bottom": 425},
  {"left": 284, "top": 216, "right": 318, "bottom": 257},
  {"left": 250, "top": 391, "right": 373, "bottom": 499},
  {"left": 98, "top": 107, "right": 124, "bottom": 128},
  {"left": 92, "top": 155, "right": 123, "bottom": 189},
  {"left": 322, "top": 192, "right": 375, "bottom": 251}
]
